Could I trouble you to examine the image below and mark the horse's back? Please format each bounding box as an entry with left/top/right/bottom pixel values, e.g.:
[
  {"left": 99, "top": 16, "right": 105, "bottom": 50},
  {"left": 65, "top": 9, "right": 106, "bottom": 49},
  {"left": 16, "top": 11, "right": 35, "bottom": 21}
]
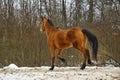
[
  {"left": 53, "top": 30, "right": 72, "bottom": 49},
  {"left": 53, "top": 27, "right": 85, "bottom": 49},
  {"left": 67, "top": 27, "right": 84, "bottom": 41}
]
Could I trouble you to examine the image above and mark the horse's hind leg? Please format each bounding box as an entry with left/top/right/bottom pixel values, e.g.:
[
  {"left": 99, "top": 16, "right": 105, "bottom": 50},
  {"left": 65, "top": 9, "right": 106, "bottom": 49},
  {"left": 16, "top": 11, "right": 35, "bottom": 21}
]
[
  {"left": 81, "top": 49, "right": 93, "bottom": 69},
  {"left": 86, "top": 49, "right": 92, "bottom": 64},
  {"left": 57, "top": 49, "right": 67, "bottom": 65},
  {"left": 81, "top": 49, "right": 87, "bottom": 70},
  {"left": 73, "top": 43, "right": 88, "bottom": 69},
  {"left": 75, "top": 47, "right": 87, "bottom": 69}
]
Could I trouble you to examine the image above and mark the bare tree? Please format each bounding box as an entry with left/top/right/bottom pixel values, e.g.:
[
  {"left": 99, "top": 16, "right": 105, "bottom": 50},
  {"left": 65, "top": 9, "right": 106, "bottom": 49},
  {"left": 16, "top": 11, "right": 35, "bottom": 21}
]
[
  {"left": 62, "top": 0, "right": 67, "bottom": 27},
  {"left": 88, "top": 0, "right": 94, "bottom": 23},
  {"left": 75, "top": 0, "right": 82, "bottom": 26}
]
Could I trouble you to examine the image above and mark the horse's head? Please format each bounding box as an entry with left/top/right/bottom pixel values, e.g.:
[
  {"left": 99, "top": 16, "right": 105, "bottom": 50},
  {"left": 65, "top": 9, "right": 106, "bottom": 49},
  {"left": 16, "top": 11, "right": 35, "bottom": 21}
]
[
  {"left": 40, "top": 16, "right": 48, "bottom": 32},
  {"left": 40, "top": 16, "right": 54, "bottom": 33}
]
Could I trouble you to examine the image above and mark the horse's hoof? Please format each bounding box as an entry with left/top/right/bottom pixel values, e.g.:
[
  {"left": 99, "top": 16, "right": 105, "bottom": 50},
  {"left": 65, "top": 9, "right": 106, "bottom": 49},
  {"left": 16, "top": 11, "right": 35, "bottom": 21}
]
[
  {"left": 49, "top": 68, "right": 54, "bottom": 70},
  {"left": 49, "top": 65, "right": 54, "bottom": 70},
  {"left": 88, "top": 59, "right": 92, "bottom": 64},
  {"left": 80, "top": 67, "right": 85, "bottom": 70},
  {"left": 58, "top": 57, "right": 67, "bottom": 66},
  {"left": 80, "top": 64, "right": 86, "bottom": 70}
]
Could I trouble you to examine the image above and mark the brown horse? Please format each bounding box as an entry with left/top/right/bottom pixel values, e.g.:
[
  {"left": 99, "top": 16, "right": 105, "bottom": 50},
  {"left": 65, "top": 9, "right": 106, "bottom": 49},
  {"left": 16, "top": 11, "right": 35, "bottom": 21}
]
[{"left": 40, "top": 16, "right": 98, "bottom": 70}]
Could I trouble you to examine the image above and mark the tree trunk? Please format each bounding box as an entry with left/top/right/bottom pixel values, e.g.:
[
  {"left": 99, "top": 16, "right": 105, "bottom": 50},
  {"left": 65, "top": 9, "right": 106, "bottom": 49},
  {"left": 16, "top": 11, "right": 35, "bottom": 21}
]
[
  {"left": 75, "top": 0, "right": 81, "bottom": 26},
  {"left": 62, "top": 0, "right": 67, "bottom": 27},
  {"left": 88, "top": 0, "right": 94, "bottom": 23}
]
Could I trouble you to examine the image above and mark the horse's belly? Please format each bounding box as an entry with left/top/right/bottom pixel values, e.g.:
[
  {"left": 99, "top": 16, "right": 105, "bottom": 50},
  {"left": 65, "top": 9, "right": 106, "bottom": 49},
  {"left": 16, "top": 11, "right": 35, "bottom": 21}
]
[
  {"left": 54, "top": 31, "right": 73, "bottom": 49},
  {"left": 55, "top": 42, "right": 73, "bottom": 49}
]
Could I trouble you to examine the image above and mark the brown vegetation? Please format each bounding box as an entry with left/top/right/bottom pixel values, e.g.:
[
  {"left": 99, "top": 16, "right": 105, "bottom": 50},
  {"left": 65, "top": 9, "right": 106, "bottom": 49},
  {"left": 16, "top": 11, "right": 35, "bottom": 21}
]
[{"left": 0, "top": 0, "right": 120, "bottom": 67}]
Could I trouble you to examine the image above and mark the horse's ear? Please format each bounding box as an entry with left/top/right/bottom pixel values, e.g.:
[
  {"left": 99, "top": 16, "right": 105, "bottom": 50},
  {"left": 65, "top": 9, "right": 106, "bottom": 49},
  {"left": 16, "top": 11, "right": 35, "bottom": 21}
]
[
  {"left": 40, "top": 16, "right": 43, "bottom": 20},
  {"left": 43, "top": 16, "right": 48, "bottom": 20}
]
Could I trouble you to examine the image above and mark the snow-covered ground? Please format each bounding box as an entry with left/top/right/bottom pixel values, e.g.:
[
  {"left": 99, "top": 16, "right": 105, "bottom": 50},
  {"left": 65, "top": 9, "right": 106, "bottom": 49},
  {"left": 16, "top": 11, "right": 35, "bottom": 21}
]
[{"left": 0, "top": 64, "right": 120, "bottom": 80}]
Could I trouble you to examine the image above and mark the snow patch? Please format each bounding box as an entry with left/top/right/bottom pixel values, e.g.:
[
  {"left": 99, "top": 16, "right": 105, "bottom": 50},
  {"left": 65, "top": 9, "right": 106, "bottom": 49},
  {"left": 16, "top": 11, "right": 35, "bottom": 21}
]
[
  {"left": 0, "top": 64, "right": 120, "bottom": 80},
  {"left": 3, "top": 64, "right": 19, "bottom": 69}
]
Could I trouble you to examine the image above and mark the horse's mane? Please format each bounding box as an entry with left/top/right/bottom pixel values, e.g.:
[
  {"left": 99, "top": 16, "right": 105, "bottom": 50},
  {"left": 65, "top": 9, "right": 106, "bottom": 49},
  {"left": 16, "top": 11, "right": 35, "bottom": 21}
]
[{"left": 48, "top": 19, "right": 54, "bottom": 27}]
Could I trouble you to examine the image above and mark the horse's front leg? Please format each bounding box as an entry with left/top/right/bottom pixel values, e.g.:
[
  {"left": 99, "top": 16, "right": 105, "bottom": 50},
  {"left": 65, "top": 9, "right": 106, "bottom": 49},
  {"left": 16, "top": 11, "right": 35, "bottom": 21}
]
[
  {"left": 57, "top": 49, "right": 67, "bottom": 65},
  {"left": 49, "top": 48, "right": 56, "bottom": 70}
]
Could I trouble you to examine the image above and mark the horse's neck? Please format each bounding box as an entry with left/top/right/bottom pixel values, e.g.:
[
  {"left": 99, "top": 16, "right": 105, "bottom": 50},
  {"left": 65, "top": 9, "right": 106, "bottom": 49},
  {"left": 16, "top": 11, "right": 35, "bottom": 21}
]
[{"left": 45, "top": 23, "right": 55, "bottom": 36}]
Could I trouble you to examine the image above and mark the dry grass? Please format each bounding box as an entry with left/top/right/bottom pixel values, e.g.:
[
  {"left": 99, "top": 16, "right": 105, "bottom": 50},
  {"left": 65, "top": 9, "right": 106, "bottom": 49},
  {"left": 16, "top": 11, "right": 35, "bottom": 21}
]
[{"left": 0, "top": 22, "right": 119, "bottom": 67}]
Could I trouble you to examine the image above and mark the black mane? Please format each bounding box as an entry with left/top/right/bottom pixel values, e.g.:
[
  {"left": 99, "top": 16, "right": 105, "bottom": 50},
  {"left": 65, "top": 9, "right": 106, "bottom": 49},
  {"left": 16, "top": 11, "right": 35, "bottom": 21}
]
[{"left": 47, "top": 19, "right": 54, "bottom": 26}]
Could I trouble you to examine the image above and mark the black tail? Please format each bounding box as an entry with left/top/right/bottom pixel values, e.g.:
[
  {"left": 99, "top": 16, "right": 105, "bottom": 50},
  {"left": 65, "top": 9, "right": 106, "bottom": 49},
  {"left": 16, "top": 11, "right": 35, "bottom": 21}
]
[{"left": 82, "top": 29, "right": 98, "bottom": 61}]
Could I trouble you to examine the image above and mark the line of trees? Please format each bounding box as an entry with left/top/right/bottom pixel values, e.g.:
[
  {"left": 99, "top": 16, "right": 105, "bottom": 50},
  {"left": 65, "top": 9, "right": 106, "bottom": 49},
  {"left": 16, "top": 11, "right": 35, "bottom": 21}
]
[{"left": 0, "top": 0, "right": 120, "bottom": 67}]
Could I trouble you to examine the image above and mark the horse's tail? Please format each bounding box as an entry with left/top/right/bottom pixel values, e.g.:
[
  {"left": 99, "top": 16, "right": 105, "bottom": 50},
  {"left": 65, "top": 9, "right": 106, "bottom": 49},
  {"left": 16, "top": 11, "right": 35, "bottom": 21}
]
[{"left": 82, "top": 29, "right": 98, "bottom": 62}]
